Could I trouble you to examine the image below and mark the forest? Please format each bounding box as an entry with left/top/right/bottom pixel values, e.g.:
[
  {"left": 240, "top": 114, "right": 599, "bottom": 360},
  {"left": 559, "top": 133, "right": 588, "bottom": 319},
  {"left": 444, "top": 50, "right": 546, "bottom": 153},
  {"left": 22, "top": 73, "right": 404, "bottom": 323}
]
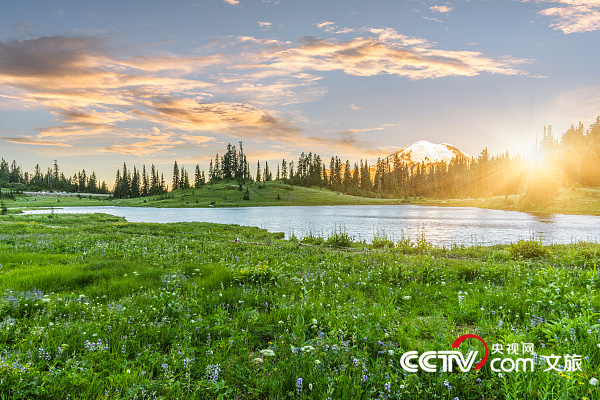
[{"left": 2, "top": 117, "right": 599, "bottom": 203}]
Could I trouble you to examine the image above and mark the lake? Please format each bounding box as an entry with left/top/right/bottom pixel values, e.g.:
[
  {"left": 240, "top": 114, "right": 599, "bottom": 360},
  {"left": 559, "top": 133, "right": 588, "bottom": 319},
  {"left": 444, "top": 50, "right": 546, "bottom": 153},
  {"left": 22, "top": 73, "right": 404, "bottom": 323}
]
[{"left": 20, "top": 205, "right": 600, "bottom": 246}]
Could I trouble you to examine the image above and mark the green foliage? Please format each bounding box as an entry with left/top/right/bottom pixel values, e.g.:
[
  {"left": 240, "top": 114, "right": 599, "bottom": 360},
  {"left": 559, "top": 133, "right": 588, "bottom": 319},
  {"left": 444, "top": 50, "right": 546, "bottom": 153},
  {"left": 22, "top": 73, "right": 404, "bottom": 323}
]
[
  {"left": 371, "top": 230, "right": 395, "bottom": 249},
  {"left": 300, "top": 231, "right": 324, "bottom": 245},
  {"left": 325, "top": 229, "right": 354, "bottom": 248},
  {"left": 1, "top": 214, "right": 600, "bottom": 399},
  {"left": 509, "top": 239, "right": 548, "bottom": 259},
  {"left": 234, "top": 263, "right": 279, "bottom": 285}
]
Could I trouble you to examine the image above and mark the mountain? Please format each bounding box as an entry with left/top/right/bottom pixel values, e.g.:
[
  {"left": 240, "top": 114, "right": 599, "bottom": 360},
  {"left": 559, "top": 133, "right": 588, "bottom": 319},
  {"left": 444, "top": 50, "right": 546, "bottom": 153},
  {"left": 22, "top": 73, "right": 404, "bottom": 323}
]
[{"left": 376, "top": 140, "right": 470, "bottom": 172}]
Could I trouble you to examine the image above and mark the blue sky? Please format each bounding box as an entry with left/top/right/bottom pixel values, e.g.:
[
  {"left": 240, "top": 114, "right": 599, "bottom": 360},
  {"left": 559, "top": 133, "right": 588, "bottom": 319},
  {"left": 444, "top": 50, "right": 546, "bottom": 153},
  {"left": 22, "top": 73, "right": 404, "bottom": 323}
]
[{"left": 1, "top": 0, "right": 599, "bottom": 181}]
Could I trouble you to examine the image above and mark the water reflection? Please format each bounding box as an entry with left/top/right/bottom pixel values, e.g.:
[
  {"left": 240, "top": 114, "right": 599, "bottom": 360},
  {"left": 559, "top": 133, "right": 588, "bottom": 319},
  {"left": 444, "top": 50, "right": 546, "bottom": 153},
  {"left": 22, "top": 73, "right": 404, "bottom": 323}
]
[{"left": 21, "top": 205, "right": 600, "bottom": 247}]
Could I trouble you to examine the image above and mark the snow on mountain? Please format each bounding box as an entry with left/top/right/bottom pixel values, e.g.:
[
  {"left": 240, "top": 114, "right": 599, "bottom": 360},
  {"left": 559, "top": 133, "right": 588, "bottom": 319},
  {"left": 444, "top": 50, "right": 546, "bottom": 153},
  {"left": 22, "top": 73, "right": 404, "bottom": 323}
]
[{"left": 376, "top": 140, "right": 470, "bottom": 171}]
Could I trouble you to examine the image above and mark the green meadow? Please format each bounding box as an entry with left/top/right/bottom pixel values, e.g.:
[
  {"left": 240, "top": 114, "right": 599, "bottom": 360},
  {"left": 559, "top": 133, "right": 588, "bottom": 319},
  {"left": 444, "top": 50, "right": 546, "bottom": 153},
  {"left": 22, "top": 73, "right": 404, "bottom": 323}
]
[
  {"left": 5, "top": 183, "right": 600, "bottom": 217},
  {"left": 1, "top": 213, "right": 600, "bottom": 399}
]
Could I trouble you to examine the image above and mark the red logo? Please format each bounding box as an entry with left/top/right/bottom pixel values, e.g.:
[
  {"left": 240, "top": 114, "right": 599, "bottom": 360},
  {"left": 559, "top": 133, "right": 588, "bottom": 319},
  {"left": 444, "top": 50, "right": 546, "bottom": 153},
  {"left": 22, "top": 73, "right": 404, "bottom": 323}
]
[{"left": 452, "top": 334, "right": 489, "bottom": 370}]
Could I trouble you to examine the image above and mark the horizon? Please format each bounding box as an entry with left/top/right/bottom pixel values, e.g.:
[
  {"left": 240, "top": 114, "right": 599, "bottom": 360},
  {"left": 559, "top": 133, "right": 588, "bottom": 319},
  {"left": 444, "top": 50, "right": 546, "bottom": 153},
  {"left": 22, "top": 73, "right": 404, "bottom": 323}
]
[{"left": 1, "top": 0, "right": 599, "bottom": 182}]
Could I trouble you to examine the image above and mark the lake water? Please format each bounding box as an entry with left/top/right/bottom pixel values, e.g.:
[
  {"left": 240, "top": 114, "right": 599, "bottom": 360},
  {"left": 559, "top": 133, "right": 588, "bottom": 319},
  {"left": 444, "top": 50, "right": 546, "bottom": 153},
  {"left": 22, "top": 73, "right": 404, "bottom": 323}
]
[{"left": 21, "top": 205, "right": 600, "bottom": 246}]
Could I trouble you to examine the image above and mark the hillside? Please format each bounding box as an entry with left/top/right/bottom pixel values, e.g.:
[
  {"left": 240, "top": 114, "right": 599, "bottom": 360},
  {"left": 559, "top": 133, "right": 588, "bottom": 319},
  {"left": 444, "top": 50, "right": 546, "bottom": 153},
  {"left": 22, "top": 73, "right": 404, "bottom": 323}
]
[{"left": 7, "top": 181, "right": 404, "bottom": 209}]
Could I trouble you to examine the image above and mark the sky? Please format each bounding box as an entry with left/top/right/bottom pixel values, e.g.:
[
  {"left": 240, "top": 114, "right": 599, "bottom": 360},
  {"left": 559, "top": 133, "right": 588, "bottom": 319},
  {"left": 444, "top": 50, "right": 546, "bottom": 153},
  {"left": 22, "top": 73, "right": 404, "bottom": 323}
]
[{"left": 1, "top": 0, "right": 599, "bottom": 182}]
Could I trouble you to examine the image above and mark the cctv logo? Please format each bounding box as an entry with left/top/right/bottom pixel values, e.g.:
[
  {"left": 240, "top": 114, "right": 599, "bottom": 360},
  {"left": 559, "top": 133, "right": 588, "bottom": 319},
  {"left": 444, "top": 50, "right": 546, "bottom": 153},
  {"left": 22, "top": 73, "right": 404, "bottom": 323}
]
[{"left": 399, "top": 334, "right": 489, "bottom": 373}]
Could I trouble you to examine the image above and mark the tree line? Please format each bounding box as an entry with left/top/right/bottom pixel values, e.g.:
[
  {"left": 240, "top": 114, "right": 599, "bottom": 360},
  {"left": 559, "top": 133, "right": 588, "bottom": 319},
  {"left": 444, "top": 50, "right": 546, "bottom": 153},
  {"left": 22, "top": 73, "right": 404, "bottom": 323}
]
[
  {"left": 4, "top": 116, "right": 600, "bottom": 201},
  {"left": 0, "top": 159, "right": 109, "bottom": 194}
]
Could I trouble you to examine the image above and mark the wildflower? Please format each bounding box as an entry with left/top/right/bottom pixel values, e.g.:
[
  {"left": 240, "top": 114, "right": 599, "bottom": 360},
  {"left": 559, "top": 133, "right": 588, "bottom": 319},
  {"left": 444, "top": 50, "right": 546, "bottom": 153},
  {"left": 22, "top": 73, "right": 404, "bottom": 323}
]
[
  {"left": 296, "top": 377, "right": 303, "bottom": 390},
  {"left": 260, "top": 349, "right": 276, "bottom": 357},
  {"left": 384, "top": 382, "right": 391, "bottom": 392},
  {"left": 252, "top": 358, "right": 263, "bottom": 364},
  {"left": 590, "top": 377, "right": 598, "bottom": 386},
  {"left": 314, "top": 359, "right": 321, "bottom": 365},
  {"left": 388, "top": 350, "right": 394, "bottom": 356},
  {"left": 400, "top": 384, "right": 405, "bottom": 389},
  {"left": 206, "top": 364, "right": 221, "bottom": 383},
  {"left": 309, "top": 383, "right": 313, "bottom": 391}
]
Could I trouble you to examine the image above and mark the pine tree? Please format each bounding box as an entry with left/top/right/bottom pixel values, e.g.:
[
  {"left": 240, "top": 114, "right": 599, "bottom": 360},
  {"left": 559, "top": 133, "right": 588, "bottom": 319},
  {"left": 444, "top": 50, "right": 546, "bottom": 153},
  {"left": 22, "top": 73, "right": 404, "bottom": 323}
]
[
  {"left": 121, "top": 163, "right": 130, "bottom": 198},
  {"left": 194, "top": 164, "right": 202, "bottom": 188},
  {"left": 142, "top": 165, "right": 149, "bottom": 197},
  {"left": 256, "top": 160, "right": 261, "bottom": 182},
  {"left": 281, "top": 159, "right": 288, "bottom": 180},
  {"left": 172, "top": 161, "right": 180, "bottom": 191}
]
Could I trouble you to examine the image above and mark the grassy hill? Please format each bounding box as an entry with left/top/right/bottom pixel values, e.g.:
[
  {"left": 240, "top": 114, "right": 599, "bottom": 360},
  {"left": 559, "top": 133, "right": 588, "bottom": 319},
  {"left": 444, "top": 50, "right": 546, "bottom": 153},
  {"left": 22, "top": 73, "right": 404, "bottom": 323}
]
[
  {"left": 4, "top": 182, "right": 600, "bottom": 215},
  {"left": 418, "top": 187, "right": 600, "bottom": 215},
  {"left": 5, "top": 181, "right": 403, "bottom": 210}
]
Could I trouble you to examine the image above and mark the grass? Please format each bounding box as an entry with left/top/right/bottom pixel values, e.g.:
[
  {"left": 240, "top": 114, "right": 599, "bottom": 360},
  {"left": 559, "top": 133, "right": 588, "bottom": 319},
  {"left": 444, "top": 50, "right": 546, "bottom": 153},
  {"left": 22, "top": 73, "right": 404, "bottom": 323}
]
[
  {"left": 5, "top": 184, "right": 600, "bottom": 218},
  {"left": 417, "top": 187, "right": 600, "bottom": 216},
  {"left": 5, "top": 181, "right": 404, "bottom": 210},
  {"left": 1, "top": 213, "right": 600, "bottom": 398}
]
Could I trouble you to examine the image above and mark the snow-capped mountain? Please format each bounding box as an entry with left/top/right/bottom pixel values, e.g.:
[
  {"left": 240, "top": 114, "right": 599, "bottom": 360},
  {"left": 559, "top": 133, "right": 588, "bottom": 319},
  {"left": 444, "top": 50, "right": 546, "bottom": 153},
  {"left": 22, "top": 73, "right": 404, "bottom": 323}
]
[{"left": 376, "top": 140, "right": 470, "bottom": 171}]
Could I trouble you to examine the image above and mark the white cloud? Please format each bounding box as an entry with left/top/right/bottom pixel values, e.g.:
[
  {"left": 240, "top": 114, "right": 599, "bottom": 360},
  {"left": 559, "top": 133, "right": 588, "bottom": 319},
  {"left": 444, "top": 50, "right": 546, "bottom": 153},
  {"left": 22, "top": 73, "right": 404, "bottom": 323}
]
[
  {"left": 529, "top": 0, "right": 600, "bottom": 33},
  {"left": 430, "top": 5, "right": 454, "bottom": 13}
]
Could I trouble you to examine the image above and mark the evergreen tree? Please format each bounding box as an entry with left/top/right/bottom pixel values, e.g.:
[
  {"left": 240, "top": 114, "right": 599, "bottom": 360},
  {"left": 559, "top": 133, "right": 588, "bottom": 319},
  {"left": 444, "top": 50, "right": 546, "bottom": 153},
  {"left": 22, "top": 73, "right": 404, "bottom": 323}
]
[{"left": 172, "top": 161, "right": 180, "bottom": 190}]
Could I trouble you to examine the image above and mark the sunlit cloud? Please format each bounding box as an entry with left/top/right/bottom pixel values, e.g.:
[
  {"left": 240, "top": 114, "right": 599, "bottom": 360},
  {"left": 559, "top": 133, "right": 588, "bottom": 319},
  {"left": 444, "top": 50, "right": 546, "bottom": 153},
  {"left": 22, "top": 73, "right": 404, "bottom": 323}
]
[
  {"left": 134, "top": 98, "right": 300, "bottom": 139},
  {"left": 430, "top": 5, "right": 454, "bottom": 13},
  {"left": 242, "top": 28, "right": 531, "bottom": 79},
  {"left": 316, "top": 21, "right": 336, "bottom": 31},
  {"left": 258, "top": 21, "right": 272, "bottom": 29},
  {"left": 0, "top": 29, "right": 533, "bottom": 159},
  {"left": 529, "top": 0, "right": 600, "bottom": 33},
  {"left": 102, "top": 128, "right": 181, "bottom": 156},
  {"left": 0, "top": 137, "right": 72, "bottom": 147},
  {"left": 223, "top": 0, "right": 240, "bottom": 5}
]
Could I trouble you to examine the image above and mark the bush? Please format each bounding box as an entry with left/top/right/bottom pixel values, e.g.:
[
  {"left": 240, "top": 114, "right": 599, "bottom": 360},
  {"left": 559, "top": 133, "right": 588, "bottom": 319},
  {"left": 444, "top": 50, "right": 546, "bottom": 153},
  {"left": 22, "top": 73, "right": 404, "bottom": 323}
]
[
  {"left": 325, "top": 229, "right": 354, "bottom": 248},
  {"left": 301, "top": 232, "right": 324, "bottom": 245},
  {"left": 372, "top": 230, "right": 394, "bottom": 249},
  {"left": 509, "top": 239, "right": 547, "bottom": 259}
]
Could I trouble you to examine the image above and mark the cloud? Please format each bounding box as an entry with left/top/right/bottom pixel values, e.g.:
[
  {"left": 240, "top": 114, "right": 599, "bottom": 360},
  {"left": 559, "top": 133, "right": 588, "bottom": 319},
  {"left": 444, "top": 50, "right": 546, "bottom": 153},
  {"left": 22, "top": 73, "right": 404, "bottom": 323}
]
[
  {"left": 258, "top": 21, "right": 272, "bottom": 29},
  {"left": 102, "top": 128, "right": 181, "bottom": 156},
  {"left": 529, "top": 0, "right": 600, "bottom": 33},
  {"left": 430, "top": 5, "right": 454, "bottom": 13},
  {"left": 0, "top": 30, "right": 533, "bottom": 158},
  {"left": 0, "top": 137, "right": 72, "bottom": 147},
  {"left": 316, "top": 21, "right": 336, "bottom": 30},
  {"left": 135, "top": 98, "right": 300, "bottom": 139},
  {"left": 348, "top": 103, "right": 361, "bottom": 110},
  {"left": 424, "top": 16, "right": 443, "bottom": 22},
  {"left": 243, "top": 28, "right": 531, "bottom": 79},
  {"left": 223, "top": 0, "right": 240, "bottom": 4},
  {"left": 0, "top": 35, "right": 299, "bottom": 154}
]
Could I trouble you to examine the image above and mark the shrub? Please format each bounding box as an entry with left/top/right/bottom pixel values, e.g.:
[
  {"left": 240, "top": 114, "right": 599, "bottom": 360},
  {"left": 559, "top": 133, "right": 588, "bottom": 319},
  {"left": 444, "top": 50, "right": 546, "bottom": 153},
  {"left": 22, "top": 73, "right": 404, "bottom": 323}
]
[
  {"left": 509, "top": 239, "right": 547, "bottom": 259},
  {"left": 372, "top": 230, "right": 394, "bottom": 249},
  {"left": 325, "top": 229, "right": 354, "bottom": 248}
]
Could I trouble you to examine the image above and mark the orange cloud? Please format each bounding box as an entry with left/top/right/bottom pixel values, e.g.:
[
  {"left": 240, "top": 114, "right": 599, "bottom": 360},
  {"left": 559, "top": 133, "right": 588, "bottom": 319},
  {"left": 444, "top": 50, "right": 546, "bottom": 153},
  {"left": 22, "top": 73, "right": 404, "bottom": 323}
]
[
  {"left": 0, "top": 137, "right": 72, "bottom": 147},
  {"left": 242, "top": 28, "right": 530, "bottom": 79},
  {"left": 102, "top": 130, "right": 180, "bottom": 156},
  {"left": 0, "top": 29, "right": 533, "bottom": 158}
]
